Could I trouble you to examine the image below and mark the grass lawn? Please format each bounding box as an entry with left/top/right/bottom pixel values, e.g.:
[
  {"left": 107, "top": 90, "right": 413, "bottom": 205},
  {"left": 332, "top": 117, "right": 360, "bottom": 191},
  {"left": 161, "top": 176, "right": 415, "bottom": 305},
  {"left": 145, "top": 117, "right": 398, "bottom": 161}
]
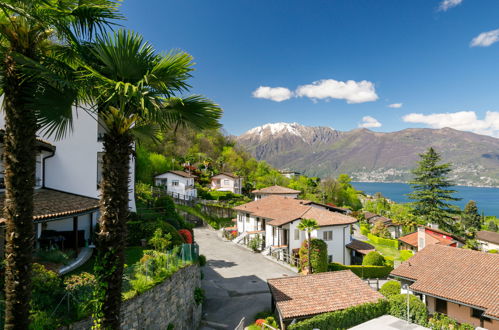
[
  {"left": 365, "top": 239, "right": 403, "bottom": 261},
  {"left": 66, "top": 246, "right": 146, "bottom": 276}
]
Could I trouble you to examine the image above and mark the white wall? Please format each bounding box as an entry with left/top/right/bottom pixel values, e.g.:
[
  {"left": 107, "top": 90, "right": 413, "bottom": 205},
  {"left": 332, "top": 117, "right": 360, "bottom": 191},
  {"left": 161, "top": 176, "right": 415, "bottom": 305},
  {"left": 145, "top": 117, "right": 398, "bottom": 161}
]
[
  {"left": 155, "top": 173, "right": 197, "bottom": 198},
  {"left": 478, "top": 239, "right": 499, "bottom": 252},
  {"left": 0, "top": 107, "right": 136, "bottom": 211},
  {"left": 212, "top": 175, "right": 242, "bottom": 194}
]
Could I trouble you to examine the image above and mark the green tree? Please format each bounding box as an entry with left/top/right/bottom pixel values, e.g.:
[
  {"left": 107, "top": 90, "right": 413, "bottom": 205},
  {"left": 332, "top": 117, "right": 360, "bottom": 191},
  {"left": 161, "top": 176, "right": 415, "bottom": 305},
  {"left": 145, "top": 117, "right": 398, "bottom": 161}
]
[
  {"left": 408, "top": 147, "right": 460, "bottom": 232},
  {"left": 297, "top": 218, "right": 319, "bottom": 274},
  {"left": 0, "top": 1, "right": 120, "bottom": 327},
  {"left": 461, "top": 201, "right": 482, "bottom": 236},
  {"left": 299, "top": 238, "right": 328, "bottom": 273},
  {"left": 371, "top": 220, "right": 391, "bottom": 239},
  {"left": 362, "top": 251, "right": 386, "bottom": 266},
  {"left": 488, "top": 220, "right": 498, "bottom": 232},
  {"left": 82, "top": 30, "right": 221, "bottom": 328}
]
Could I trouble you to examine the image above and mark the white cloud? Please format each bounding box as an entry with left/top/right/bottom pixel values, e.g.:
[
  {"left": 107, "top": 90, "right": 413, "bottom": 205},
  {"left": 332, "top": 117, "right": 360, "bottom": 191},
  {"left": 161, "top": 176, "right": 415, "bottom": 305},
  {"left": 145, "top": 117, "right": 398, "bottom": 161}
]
[
  {"left": 388, "top": 103, "right": 403, "bottom": 108},
  {"left": 359, "top": 116, "right": 382, "bottom": 128},
  {"left": 439, "top": 0, "right": 463, "bottom": 11},
  {"left": 402, "top": 111, "right": 499, "bottom": 137},
  {"left": 470, "top": 29, "right": 499, "bottom": 47},
  {"left": 295, "top": 79, "right": 378, "bottom": 104},
  {"left": 252, "top": 86, "right": 293, "bottom": 102}
]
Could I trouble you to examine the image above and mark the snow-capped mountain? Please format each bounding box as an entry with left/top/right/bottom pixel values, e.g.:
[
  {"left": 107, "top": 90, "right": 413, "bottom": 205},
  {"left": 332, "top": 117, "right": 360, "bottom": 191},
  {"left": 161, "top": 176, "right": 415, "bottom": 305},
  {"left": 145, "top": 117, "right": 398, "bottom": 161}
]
[{"left": 239, "top": 122, "right": 341, "bottom": 144}]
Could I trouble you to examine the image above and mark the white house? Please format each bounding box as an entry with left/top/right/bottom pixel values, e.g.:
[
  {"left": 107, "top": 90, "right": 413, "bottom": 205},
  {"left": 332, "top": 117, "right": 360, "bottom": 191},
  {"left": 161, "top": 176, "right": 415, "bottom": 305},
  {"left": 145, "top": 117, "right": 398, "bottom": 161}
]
[
  {"left": 233, "top": 196, "right": 358, "bottom": 265},
  {"left": 154, "top": 170, "right": 197, "bottom": 200},
  {"left": 476, "top": 230, "right": 499, "bottom": 252},
  {"left": 0, "top": 106, "right": 136, "bottom": 255},
  {"left": 279, "top": 169, "right": 301, "bottom": 179},
  {"left": 211, "top": 173, "right": 243, "bottom": 194},
  {"left": 252, "top": 185, "right": 300, "bottom": 201},
  {"left": 365, "top": 213, "right": 402, "bottom": 239}
]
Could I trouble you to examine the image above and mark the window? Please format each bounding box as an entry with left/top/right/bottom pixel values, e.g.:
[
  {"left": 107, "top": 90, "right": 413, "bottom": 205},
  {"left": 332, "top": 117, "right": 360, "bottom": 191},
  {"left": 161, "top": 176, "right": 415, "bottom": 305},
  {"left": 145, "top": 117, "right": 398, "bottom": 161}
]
[
  {"left": 471, "top": 308, "right": 483, "bottom": 319},
  {"left": 435, "top": 298, "right": 447, "bottom": 314},
  {"left": 328, "top": 255, "right": 333, "bottom": 263},
  {"left": 238, "top": 214, "right": 242, "bottom": 222},
  {"left": 246, "top": 213, "right": 250, "bottom": 223},
  {"left": 223, "top": 179, "right": 230, "bottom": 185},
  {"left": 35, "top": 154, "right": 42, "bottom": 187},
  {"left": 323, "top": 231, "right": 333, "bottom": 241},
  {"left": 172, "top": 180, "right": 179, "bottom": 186},
  {"left": 294, "top": 229, "right": 300, "bottom": 240},
  {"left": 160, "top": 179, "right": 168, "bottom": 186}
]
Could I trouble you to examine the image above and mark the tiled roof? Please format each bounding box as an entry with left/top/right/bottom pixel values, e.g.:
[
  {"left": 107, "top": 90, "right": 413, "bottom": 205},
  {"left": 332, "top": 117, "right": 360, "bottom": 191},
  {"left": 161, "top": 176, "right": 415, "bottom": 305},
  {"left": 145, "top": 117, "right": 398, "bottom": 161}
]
[
  {"left": 0, "top": 129, "right": 56, "bottom": 151},
  {"left": 476, "top": 230, "right": 499, "bottom": 245},
  {"left": 212, "top": 172, "right": 239, "bottom": 179},
  {"left": 233, "top": 196, "right": 357, "bottom": 227},
  {"left": 268, "top": 270, "right": 384, "bottom": 320},
  {"left": 368, "top": 216, "right": 395, "bottom": 226},
  {"left": 391, "top": 245, "right": 499, "bottom": 319},
  {"left": 363, "top": 212, "right": 378, "bottom": 220},
  {"left": 398, "top": 231, "right": 453, "bottom": 248},
  {"left": 0, "top": 189, "right": 99, "bottom": 223},
  {"left": 346, "top": 239, "right": 375, "bottom": 255},
  {"left": 252, "top": 185, "right": 300, "bottom": 194},
  {"left": 157, "top": 170, "right": 196, "bottom": 178}
]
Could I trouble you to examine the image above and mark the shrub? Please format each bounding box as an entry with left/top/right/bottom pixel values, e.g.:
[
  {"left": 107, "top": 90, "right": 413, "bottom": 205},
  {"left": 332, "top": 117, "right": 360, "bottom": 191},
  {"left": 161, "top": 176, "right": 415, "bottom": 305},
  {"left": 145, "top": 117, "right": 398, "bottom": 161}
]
[
  {"left": 135, "top": 182, "right": 154, "bottom": 205},
  {"left": 34, "top": 248, "right": 75, "bottom": 265},
  {"left": 31, "top": 263, "right": 64, "bottom": 311},
  {"left": 363, "top": 251, "right": 386, "bottom": 266},
  {"left": 194, "top": 287, "right": 205, "bottom": 305},
  {"left": 328, "top": 263, "right": 393, "bottom": 279},
  {"left": 371, "top": 220, "right": 391, "bottom": 239},
  {"left": 380, "top": 280, "right": 401, "bottom": 298},
  {"left": 64, "top": 272, "right": 97, "bottom": 320},
  {"left": 149, "top": 229, "right": 172, "bottom": 251},
  {"left": 289, "top": 299, "right": 388, "bottom": 330},
  {"left": 400, "top": 250, "right": 414, "bottom": 261},
  {"left": 30, "top": 311, "right": 60, "bottom": 329},
  {"left": 178, "top": 229, "right": 193, "bottom": 244},
  {"left": 384, "top": 256, "right": 394, "bottom": 267},
  {"left": 488, "top": 249, "right": 497, "bottom": 254},
  {"left": 368, "top": 233, "right": 399, "bottom": 248},
  {"left": 299, "top": 239, "right": 328, "bottom": 273},
  {"left": 127, "top": 219, "right": 184, "bottom": 247},
  {"left": 254, "top": 309, "right": 274, "bottom": 320},
  {"left": 428, "top": 313, "right": 475, "bottom": 330},
  {"left": 248, "top": 235, "right": 263, "bottom": 252},
  {"left": 360, "top": 223, "right": 370, "bottom": 236},
  {"left": 388, "top": 294, "right": 428, "bottom": 326},
  {"left": 198, "top": 254, "right": 207, "bottom": 267}
]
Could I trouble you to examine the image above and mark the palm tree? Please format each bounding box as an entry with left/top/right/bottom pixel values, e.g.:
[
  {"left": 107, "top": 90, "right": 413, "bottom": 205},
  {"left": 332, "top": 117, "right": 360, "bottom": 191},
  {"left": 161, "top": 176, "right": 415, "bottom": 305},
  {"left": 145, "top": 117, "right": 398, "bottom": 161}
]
[
  {"left": 81, "top": 30, "right": 222, "bottom": 328},
  {"left": 297, "top": 218, "right": 319, "bottom": 274},
  {"left": 0, "top": 1, "right": 121, "bottom": 327}
]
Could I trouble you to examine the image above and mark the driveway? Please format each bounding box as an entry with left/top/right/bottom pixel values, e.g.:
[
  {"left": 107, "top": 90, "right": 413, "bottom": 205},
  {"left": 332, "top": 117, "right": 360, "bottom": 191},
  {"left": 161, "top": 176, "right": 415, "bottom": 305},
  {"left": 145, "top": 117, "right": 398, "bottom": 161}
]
[{"left": 194, "top": 227, "right": 296, "bottom": 329}]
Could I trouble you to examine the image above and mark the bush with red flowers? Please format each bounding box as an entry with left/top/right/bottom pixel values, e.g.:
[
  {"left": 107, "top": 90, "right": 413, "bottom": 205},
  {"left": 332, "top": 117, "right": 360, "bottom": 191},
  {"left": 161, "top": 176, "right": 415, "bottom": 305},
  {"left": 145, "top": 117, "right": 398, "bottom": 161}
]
[{"left": 178, "top": 229, "right": 193, "bottom": 244}]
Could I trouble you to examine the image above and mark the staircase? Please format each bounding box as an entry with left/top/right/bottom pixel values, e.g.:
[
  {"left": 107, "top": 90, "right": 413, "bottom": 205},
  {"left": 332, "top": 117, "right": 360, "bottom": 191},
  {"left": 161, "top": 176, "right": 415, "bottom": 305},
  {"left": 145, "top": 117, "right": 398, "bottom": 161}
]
[{"left": 233, "top": 232, "right": 248, "bottom": 245}]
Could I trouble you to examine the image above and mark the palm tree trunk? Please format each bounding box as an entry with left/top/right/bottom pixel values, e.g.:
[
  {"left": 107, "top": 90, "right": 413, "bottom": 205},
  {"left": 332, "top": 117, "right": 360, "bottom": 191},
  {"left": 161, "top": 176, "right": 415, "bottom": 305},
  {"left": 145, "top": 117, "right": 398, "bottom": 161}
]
[
  {"left": 307, "top": 232, "right": 312, "bottom": 274},
  {"left": 93, "top": 132, "right": 132, "bottom": 329},
  {"left": 3, "top": 50, "right": 37, "bottom": 329}
]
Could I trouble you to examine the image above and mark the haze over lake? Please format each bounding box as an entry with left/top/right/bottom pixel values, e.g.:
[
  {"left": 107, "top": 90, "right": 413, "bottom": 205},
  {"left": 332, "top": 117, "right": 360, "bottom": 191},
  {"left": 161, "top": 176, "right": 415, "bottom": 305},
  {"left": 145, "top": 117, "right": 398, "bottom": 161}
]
[{"left": 352, "top": 182, "right": 499, "bottom": 217}]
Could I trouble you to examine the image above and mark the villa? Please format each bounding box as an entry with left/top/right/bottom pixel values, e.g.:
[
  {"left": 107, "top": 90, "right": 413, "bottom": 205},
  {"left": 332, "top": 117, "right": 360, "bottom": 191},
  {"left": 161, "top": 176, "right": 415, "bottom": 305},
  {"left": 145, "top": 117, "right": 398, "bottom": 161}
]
[
  {"left": 210, "top": 172, "right": 243, "bottom": 194},
  {"left": 398, "top": 226, "right": 464, "bottom": 252},
  {"left": 476, "top": 230, "right": 499, "bottom": 252},
  {"left": 154, "top": 170, "right": 197, "bottom": 200},
  {"left": 252, "top": 185, "right": 300, "bottom": 200},
  {"left": 391, "top": 245, "right": 499, "bottom": 329},
  {"left": 0, "top": 107, "right": 136, "bottom": 256},
  {"left": 268, "top": 270, "right": 384, "bottom": 329},
  {"left": 233, "top": 195, "right": 357, "bottom": 265}
]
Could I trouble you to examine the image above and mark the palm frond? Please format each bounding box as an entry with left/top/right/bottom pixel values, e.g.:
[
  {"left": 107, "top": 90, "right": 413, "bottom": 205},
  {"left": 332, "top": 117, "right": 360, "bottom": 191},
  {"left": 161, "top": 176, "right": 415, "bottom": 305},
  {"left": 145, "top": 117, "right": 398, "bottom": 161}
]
[{"left": 160, "top": 95, "right": 222, "bottom": 131}]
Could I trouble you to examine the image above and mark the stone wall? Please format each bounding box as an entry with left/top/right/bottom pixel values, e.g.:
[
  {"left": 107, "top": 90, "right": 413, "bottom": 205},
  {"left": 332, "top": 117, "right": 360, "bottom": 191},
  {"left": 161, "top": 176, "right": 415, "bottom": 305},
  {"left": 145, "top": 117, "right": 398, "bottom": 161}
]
[{"left": 69, "top": 264, "right": 202, "bottom": 330}]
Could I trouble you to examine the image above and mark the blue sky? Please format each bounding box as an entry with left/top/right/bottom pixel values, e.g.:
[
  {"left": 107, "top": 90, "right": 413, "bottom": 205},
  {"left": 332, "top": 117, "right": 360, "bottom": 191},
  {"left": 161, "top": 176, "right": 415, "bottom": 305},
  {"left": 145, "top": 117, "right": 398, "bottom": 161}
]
[{"left": 121, "top": 0, "right": 499, "bottom": 136}]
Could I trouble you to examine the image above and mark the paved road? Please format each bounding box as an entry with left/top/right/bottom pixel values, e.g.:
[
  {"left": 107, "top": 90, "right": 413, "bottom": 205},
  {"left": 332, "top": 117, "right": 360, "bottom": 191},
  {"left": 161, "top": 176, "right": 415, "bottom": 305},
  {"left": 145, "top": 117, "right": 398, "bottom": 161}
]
[{"left": 195, "top": 227, "right": 296, "bottom": 329}]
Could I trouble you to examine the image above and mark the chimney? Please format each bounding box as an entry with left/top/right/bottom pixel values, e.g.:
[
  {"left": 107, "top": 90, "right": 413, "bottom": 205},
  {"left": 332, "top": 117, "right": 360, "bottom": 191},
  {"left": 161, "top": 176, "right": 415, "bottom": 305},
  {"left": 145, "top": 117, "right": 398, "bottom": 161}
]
[{"left": 417, "top": 226, "right": 426, "bottom": 251}]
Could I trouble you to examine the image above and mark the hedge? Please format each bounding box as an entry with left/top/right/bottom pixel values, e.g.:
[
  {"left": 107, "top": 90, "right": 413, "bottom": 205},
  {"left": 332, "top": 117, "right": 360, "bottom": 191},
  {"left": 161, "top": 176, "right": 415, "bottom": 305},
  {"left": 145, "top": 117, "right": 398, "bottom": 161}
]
[
  {"left": 368, "top": 233, "right": 399, "bottom": 249},
  {"left": 299, "top": 238, "right": 328, "bottom": 273},
  {"left": 388, "top": 294, "right": 428, "bottom": 326},
  {"left": 400, "top": 250, "right": 414, "bottom": 261},
  {"left": 360, "top": 223, "right": 370, "bottom": 236},
  {"left": 379, "top": 280, "right": 401, "bottom": 297},
  {"left": 288, "top": 299, "right": 388, "bottom": 330},
  {"left": 328, "top": 263, "right": 393, "bottom": 279},
  {"left": 362, "top": 251, "right": 386, "bottom": 266}
]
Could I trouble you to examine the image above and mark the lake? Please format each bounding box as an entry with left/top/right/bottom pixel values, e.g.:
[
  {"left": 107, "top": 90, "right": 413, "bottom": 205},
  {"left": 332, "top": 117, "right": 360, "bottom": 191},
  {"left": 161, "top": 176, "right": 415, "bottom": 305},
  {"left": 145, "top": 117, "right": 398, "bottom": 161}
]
[{"left": 351, "top": 182, "right": 499, "bottom": 217}]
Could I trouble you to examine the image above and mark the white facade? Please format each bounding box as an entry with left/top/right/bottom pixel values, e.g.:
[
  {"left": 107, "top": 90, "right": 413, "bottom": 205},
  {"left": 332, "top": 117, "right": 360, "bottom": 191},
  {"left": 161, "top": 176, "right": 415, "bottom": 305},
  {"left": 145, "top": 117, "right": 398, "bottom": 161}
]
[
  {"left": 154, "top": 172, "right": 197, "bottom": 199},
  {"left": 211, "top": 174, "right": 242, "bottom": 194},
  {"left": 477, "top": 239, "right": 499, "bottom": 252},
  {"left": 0, "top": 107, "right": 136, "bottom": 211},
  {"left": 235, "top": 210, "right": 353, "bottom": 265}
]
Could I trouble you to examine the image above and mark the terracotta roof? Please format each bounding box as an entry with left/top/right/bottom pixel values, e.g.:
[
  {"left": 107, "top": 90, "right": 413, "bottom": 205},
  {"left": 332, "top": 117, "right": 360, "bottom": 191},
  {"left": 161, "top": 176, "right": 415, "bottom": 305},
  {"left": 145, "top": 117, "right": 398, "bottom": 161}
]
[
  {"left": 368, "top": 216, "right": 395, "bottom": 226},
  {"left": 363, "top": 212, "right": 378, "bottom": 220},
  {"left": 391, "top": 245, "right": 499, "bottom": 319},
  {"left": 157, "top": 170, "right": 196, "bottom": 178},
  {"left": 212, "top": 172, "right": 239, "bottom": 179},
  {"left": 398, "top": 231, "right": 453, "bottom": 248},
  {"left": 346, "top": 239, "right": 375, "bottom": 255},
  {"left": 476, "top": 230, "right": 499, "bottom": 245},
  {"left": 0, "top": 189, "right": 98, "bottom": 223},
  {"left": 268, "top": 270, "right": 384, "bottom": 320},
  {"left": 233, "top": 196, "right": 357, "bottom": 227},
  {"left": 252, "top": 185, "right": 300, "bottom": 194}
]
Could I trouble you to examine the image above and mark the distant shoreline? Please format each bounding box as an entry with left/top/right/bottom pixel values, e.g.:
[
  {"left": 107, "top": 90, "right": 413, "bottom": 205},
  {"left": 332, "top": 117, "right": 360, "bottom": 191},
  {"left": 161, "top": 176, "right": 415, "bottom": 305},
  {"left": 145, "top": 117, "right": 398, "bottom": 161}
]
[{"left": 351, "top": 180, "right": 499, "bottom": 189}]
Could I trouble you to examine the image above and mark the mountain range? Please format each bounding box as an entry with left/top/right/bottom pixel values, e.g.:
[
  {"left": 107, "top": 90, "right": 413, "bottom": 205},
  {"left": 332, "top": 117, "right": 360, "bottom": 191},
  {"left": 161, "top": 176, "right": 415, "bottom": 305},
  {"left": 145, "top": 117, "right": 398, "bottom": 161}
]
[{"left": 236, "top": 122, "right": 499, "bottom": 187}]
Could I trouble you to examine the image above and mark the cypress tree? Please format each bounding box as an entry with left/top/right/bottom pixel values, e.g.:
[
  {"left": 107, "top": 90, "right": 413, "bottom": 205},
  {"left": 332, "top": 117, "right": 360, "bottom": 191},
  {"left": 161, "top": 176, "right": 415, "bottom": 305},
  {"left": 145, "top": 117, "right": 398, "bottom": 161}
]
[
  {"left": 462, "top": 200, "right": 482, "bottom": 236},
  {"left": 408, "top": 147, "right": 460, "bottom": 232}
]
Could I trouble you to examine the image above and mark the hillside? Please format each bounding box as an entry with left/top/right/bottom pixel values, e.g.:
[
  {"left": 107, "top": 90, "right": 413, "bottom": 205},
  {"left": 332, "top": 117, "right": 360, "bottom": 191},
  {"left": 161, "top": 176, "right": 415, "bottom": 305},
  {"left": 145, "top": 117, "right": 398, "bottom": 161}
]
[{"left": 237, "top": 123, "right": 499, "bottom": 187}]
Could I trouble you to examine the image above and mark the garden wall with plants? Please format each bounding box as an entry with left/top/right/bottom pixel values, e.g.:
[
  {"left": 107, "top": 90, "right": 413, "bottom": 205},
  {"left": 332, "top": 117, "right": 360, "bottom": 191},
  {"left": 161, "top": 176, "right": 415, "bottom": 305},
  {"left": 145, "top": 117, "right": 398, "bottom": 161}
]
[{"left": 68, "top": 264, "right": 202, "bottom": 330}]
